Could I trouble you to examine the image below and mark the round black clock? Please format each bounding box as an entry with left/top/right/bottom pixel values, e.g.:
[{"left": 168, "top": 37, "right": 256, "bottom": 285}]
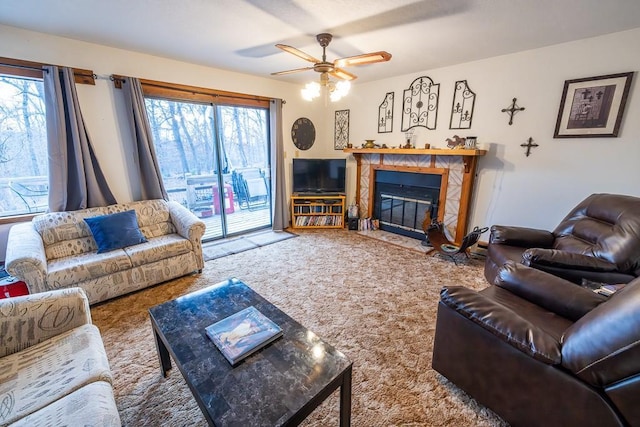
[{"left": 291, "top": 117, "right": 316, "bottom": 150}]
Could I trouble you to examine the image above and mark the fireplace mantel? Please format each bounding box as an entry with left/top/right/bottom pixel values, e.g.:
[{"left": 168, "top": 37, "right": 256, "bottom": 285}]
[
  {"left": 344, "top": 147, "right": 487, "bottom": 243},
  {"left": 344, "top": 147, "right": 486, "bottom": 173}
]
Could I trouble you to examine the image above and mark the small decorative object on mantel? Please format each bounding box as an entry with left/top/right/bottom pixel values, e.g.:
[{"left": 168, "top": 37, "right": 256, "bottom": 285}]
[
  {"left": 401, "top": 76, "right": 440, "bottom": 131},
  {"left": 464, "top": 136, "right": 477, "bottom": 149},
  {"left": 446, "top": 135, "right": 466, "bottom": 149},
  {"left": 378, "top": 92, "right": 394, "bottom": 133},
  {"left": 450, "top": 80, "right": 476, "bottom": 129},
  {"left": 501, "top": 97, "right": 525, "bottom": 125},
  {"left": 404, "top": 129, "right": 416, "bottom": 148},
  {"left": 334, "top": 109, "right": 349, "bottom": 150},
  {"left": 520, "top": 137, "right": 539, "bottom": 157},
  {"left": 363, "top": 139, "right": 377, "bottom": 148},
  {"left": 553, "top": 72, "right": 634, "bottom": 138}
]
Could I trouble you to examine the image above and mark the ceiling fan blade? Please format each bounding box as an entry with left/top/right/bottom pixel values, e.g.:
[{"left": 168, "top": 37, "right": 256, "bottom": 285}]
[
  {"left": 334, "top": 51, "right": 392, "bottom": 68},
  {"left": 270, "top": 67, "right": 315, "bottom": 76},
  {"left": 275, "top": 44, "right": 320, "bottom": 64},
  {"left": 330, "top": 68, "right": 358, "bottom": 81}
]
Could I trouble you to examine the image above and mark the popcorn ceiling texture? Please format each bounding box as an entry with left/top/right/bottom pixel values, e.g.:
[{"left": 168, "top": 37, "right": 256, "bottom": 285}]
[{"left": 91, "top": 229, "right": 507, "bottom": 426}]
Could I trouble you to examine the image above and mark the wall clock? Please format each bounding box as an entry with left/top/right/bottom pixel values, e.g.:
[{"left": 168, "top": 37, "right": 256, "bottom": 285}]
[{"left": 291, "top": 117, "right": 316, "bottom": 150}]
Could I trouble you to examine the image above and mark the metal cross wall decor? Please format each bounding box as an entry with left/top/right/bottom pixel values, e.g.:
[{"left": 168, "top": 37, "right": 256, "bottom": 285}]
[
  {"left": 449, "top": 80, "right": 476, "bottom": 129},
  {"left": 401, "top": 76, "right": 440, "bottom": 131},
  {"left": 378, "top": 92, "right": 394, "bottom": 133},
  {"left": 520, "top": 137, "right": 539, "bottom": 157},
  {"left": 501, "top": 98, "right": 525, "bottom": 125}
]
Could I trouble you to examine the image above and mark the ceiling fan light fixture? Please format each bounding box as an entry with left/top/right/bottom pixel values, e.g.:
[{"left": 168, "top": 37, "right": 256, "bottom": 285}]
[
  {"left": 301, "top": 81, "right": 321, "bottom": 101},
  {"left": 330, "top": 80, "right": 351, "bottom": 102}
]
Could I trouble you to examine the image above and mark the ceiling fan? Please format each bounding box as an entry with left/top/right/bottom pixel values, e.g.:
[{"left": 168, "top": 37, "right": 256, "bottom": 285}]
[{"left": 271, "top": 33, "right": 392, "bottom": 81}]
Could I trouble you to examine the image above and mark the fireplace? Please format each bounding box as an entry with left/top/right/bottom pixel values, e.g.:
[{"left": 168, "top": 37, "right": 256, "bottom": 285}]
[
  {"left": 345, "top": 147, "right": 486, "bottom": 243},
  {"left": 374, "top": 170, "right": 441, "bottom": 240}
]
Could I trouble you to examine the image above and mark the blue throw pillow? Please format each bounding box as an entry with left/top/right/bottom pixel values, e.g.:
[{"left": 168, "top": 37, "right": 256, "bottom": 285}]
[{"left": 84, "top": 210, "right": 148, "bottom": 253}]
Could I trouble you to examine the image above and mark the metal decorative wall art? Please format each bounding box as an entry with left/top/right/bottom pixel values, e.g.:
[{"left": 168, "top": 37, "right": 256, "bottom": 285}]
[
  {"left": 401, "top": 76, "right": 440, "bottom": 131},
  {"left": 501, "top": 98, "right": 525, "bottom": 125},
  {"left": 520, "top": 137, "right": 539, "bottom": 157},
  {"left": 449, "top": 80, "right": 476, "bottom": 129},
  {"left": 378, "top": 92, "right": 394, "bottom": 133},
  {"left": 334, "top": 109, "right": 350, "bottom": 150}
]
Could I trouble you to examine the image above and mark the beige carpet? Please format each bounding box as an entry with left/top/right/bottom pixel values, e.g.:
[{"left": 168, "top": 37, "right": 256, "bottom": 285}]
[{"left": 91, "top": 229, "right": 508, "bottom": 426}]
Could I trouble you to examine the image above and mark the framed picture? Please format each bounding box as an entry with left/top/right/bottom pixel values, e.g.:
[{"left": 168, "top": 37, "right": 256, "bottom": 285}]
[
  {"left": 554, "top": 72, "right": 634, "bottom": 138},
  {"left": 334, "top": 109, "right": 349, "bottom": 149}
]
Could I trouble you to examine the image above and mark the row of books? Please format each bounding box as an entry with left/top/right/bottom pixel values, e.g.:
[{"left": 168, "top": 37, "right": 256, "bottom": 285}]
[
  {"left": 358, "top": 218, "right": 380, "bottom": 230},
  {"left": 293, "top": 206, "right": 343, "bottom": 214},
  {"left": 294, "top": 215, "right": 343, "bottom": 227}
]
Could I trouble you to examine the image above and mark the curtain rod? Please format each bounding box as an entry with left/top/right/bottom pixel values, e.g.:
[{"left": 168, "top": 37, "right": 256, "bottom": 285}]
[
  {"left": 142, "top": 80, "right": 270, "bottom": 103},
  {"left": 0, "top": 62, "right": 48, "bottom": 73}
]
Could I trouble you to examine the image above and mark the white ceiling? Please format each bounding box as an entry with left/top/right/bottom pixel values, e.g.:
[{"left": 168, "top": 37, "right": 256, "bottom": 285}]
[{"left": 2, "top": 0, "right": 640, "bottom": 84}]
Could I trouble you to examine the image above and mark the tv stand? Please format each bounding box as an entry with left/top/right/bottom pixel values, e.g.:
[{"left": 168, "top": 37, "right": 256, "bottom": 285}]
[{"left": 291, "top": 194, "right": 345, "bottom": 229}]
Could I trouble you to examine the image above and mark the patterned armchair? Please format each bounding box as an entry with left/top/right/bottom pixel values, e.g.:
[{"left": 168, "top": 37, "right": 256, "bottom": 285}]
[{"left": 0, "top": 288, "right": 121, "bottom": 426}]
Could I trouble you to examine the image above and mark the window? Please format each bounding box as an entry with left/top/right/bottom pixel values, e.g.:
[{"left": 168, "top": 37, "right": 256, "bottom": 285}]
[{"left": 0, "top": 74, "right": 49, "bottom": 217}]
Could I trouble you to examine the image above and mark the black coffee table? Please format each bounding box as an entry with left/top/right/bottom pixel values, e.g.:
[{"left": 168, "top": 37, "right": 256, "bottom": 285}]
[{"left": 148, "top": 278, "right": 353, "bottom": 426}]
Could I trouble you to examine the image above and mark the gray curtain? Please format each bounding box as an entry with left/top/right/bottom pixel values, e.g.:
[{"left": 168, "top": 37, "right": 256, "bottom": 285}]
[
  {"left": 44, "top": 66, "right": 116, "bottom": 211},
  {"left": 269, "top": 99, "right": 289, "bottom": 230},
  {"left": 121, "top": 77, "right": 168, "bottom": 200}
]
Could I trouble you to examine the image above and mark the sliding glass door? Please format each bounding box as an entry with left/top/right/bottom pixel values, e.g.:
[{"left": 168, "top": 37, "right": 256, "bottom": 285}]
[{"left": 144, "top": 98, "right": 271, "bottom": 241}]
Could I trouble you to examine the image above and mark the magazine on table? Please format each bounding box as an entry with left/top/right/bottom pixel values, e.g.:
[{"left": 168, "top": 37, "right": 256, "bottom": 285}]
[{"left": 205, "top": 306, "right": 283, "bottom": 366}]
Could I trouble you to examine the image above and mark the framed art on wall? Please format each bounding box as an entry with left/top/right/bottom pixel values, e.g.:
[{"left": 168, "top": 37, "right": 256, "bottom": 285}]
[
  {"left": 334, "top": 109, "right": 349, "bottom": 149},
  {"left": 554, "top": 72, "right": 634, "bottom": 138}
]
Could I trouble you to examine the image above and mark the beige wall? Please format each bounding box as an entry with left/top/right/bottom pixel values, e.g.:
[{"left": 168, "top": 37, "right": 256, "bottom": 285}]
[
  {"left": 1, "top": 24, "right": 640, "bottom": 260},
  {"left": 334, "top": 27, "right": 640, "bottom": 231}
]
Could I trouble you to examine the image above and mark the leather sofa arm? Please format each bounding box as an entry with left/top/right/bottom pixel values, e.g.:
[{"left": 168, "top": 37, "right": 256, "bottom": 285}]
[
  {"left": 440, "top": 286, "right": 561, "bottom": 364},
  {"left": 495, "top": 262, "right": 606, "bottom": 321},
  {"left": 562, "top": 278, "right": 640, "bottom": 388},
  {"left": 5, "top": 221, "right": 48, "bottom": 292},
  {"left": 523, "top": 248, "right": 619, "bottom": 272},
  {"left": 0, "top": 287, "right": 91, "bottom": 358},
  {"left": 489, "top": 225, "right": 555, "bottom": 248}
]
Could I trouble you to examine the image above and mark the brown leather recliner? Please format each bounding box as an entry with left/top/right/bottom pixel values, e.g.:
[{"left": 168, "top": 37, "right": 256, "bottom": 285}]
[
  {"left": 484, "top": 193, "right": 640, "bottom": 285},
  {"left": 432, "top": 262, "right": 640, "bottom": 427}
]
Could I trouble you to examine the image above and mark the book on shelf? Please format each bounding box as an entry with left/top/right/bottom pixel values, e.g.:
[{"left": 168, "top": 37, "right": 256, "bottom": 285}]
[
  {"left": 205, "top": 306, "right": 283, "bottom": 366},
  {"left": 580, "top": 279, "right": 626, "bottom": 297}
]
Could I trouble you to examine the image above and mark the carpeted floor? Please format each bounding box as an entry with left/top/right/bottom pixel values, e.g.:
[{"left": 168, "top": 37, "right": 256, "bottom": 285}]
[{"left": 91, "top": 229, "right": 507, "bottom": 426}]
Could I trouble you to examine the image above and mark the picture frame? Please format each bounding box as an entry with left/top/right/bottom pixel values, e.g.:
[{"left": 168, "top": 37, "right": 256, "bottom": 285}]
[
  {"left": 554, "top": 72, "right": 634, "bottom": 138},
  {"left": 334, "top": 109, "right": 349, "bottom": 149}
]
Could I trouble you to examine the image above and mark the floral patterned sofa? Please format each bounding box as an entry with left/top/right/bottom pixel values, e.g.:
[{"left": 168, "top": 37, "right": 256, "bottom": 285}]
[
  {"left": 0, "top": 288, "right": 120, "bottom": 426},
  {"left": 5, "top": 199, "right": 205, "bottom": 304}
]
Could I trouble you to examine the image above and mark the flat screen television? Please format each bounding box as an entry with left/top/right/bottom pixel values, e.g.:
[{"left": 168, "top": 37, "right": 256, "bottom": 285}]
[{"left": 292, "top": 158, "right": 346, "bottom": 194}]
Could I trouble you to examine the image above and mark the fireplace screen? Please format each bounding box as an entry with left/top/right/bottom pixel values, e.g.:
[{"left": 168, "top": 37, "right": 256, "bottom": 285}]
[
  {"left": 379, "top": 193, "right": 433, "bottom": 233},
  {"left": 374, "top": 170, "right": 441, "bottom": 240}
]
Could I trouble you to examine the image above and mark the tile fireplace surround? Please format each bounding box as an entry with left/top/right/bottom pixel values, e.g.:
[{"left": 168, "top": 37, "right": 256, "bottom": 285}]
[{"left": 344, "top": 148, "right": 486, "bottom": 243}]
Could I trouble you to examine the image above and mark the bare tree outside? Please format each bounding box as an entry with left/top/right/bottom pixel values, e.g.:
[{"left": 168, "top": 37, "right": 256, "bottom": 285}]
[
  {"left": 144, "top": 98, "right": 271, "bottom": 238},
  {"left": 0, "top": 76, "right": 49, "bottom": 217}
]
